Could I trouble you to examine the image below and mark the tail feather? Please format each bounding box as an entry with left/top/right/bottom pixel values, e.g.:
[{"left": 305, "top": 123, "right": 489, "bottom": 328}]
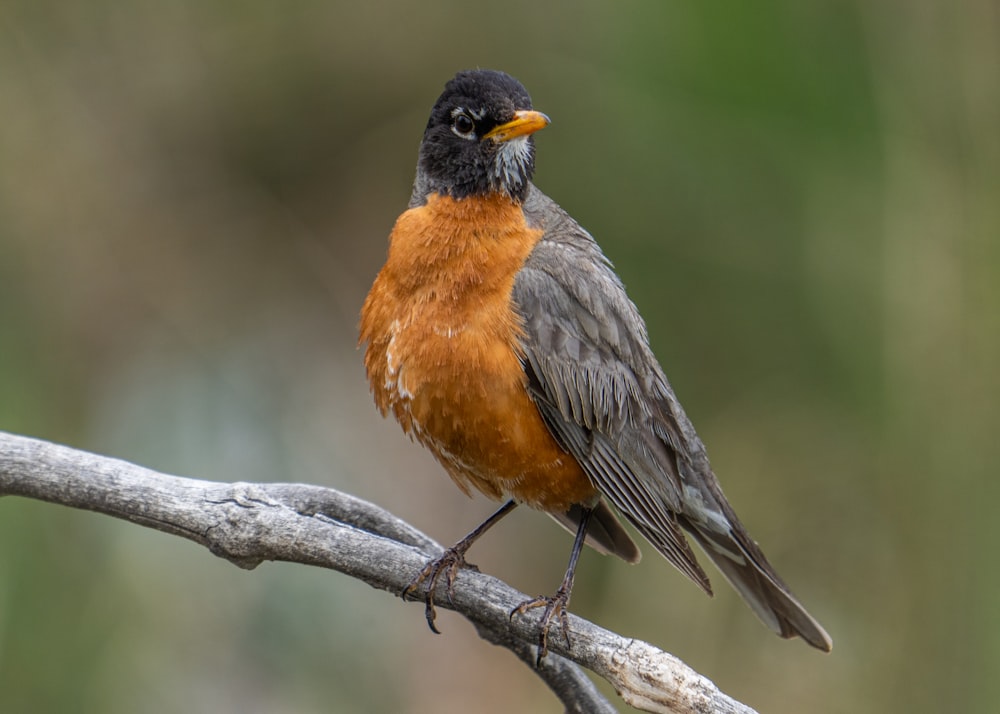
[
  {"left": 549, "top": 496, "right": 833, "bottom": 651},
  {"left": 684, "top": 518, "right": 833, "bottom": 652}
]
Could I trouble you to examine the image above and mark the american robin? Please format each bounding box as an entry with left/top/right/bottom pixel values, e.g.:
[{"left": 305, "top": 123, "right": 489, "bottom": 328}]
[{"left": 359, "top": 69, "right": 832, "bottom": 658}]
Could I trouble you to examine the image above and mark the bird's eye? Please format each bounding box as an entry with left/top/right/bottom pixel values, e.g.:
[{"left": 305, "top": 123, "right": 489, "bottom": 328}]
[{"left": 451, "top": 111, "right": 476, "bottom": 139}]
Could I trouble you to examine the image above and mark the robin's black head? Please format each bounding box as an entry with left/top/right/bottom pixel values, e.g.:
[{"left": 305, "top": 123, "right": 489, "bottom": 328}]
[{"left": 410, "top": 69, "right": 549, "bottom": 205}]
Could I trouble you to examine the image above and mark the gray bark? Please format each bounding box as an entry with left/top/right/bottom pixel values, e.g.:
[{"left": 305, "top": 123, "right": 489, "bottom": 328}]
[{"left": 0, "top": 430, "right": 757, "bottom": 714}]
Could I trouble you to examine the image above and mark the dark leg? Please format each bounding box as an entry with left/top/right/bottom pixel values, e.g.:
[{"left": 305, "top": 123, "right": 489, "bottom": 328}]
[
  {"left": 511, "top": 506, "right": 592, "bottom": 665},
  {"left": 404, "top": 499, "right": 518, "bottom": 633}
]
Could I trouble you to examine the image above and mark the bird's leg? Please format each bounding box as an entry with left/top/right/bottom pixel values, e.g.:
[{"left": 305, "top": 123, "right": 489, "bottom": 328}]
[
  {"left": 403, "top": 499, "right": 518, "bottom": 633},
  {"left": 511, "top": 506, "right": 592, "bottom": 666}
]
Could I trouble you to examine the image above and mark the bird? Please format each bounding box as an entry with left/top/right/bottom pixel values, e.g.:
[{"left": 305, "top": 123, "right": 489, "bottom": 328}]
[{"left": 359, "top": 68, "right": 832, "bottom": 659}]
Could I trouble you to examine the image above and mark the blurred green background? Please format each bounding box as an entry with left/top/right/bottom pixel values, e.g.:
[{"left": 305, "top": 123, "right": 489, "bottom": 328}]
[{"left": 1, "top": 1, "right": 997, "bottom": 712}]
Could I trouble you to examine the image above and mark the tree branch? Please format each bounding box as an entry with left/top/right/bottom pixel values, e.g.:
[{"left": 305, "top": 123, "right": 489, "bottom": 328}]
[{"left": 0, "top": 431, "right": 756, "bottom": 714}]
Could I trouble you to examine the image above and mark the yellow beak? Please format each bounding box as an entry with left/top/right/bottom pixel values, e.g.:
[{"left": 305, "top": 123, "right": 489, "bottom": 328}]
[{"left": 483, "top": 110, "right": 551, "bottom": 142}]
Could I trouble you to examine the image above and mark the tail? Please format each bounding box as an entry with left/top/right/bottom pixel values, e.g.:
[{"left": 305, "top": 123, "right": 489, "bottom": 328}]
[{"left": 683, "top": 514, "right": 833, "bottom": 652}]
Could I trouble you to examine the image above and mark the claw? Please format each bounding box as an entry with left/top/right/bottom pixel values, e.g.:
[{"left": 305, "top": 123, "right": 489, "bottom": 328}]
[
  {"left": 403, "top": 548, "right": 468, "bottom": 633},
  {"left": 511, "top": 587, "right": 573, "bottom": 665}
]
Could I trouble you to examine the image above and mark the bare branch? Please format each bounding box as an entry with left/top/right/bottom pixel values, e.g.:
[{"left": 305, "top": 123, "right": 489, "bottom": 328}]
[{"left": 0, "top": 431, "right": 756, "bottom": 714}]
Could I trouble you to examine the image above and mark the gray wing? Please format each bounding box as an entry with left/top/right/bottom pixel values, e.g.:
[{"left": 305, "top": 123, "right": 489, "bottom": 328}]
[
  {"left": 514, "top": 186, "right": 833, "bottom": 651},
  {"left": 516, "top": 187, "right": 711, "bottom": 593}
]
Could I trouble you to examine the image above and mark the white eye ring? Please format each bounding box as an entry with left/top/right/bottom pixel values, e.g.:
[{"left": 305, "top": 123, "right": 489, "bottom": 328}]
[{"left": 450, "top": 109, "right": 476, "bottom": 139}]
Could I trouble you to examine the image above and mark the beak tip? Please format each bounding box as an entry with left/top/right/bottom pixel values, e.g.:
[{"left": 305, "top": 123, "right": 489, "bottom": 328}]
[{"left": 518, "top": 110, "right": 551, "bottom": 126}]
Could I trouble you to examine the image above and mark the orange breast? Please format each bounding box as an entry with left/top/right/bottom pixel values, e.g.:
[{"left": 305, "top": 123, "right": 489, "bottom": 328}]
[{"left": 360, "top": 193, "right": 598, "bottom": 512}]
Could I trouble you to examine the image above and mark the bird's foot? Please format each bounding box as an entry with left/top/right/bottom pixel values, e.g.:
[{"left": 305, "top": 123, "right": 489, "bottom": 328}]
[
  {"left": 401, "top": 501, "right": 519, "bottom": 634},
  {"left": 510, "top": 586, "right": 573, "bottom": 666},
  {"left": 402, "top": 547, "right": 475, "bottom": 634}
]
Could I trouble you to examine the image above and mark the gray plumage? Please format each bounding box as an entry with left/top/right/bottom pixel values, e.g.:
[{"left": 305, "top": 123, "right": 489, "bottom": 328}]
[{"left": 513, "top": 185, "right": 833, "bottom": 652}]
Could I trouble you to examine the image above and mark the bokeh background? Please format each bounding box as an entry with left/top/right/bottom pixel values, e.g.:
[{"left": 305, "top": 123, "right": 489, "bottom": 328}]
[{"left": 1, "top": 1, "right": 997, "bottom": 712}]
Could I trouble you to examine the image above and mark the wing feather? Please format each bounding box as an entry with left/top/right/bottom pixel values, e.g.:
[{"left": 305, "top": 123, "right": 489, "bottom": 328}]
[
  {"left": 514, "top": 188, "right": 710, "bottom": 592},
  {"left": 512, "top": 186, "right": 831, "bottom": 651}
]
